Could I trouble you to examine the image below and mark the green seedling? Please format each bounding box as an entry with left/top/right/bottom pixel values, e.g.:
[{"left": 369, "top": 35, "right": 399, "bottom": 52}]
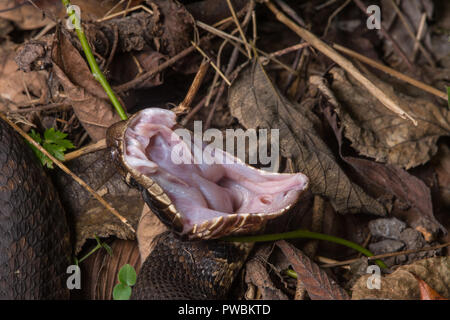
[
  {"left": 113, "top": 264, "right": 137, "bottom": 300},
  {"left": 28, "top": 128, "right": 75, "bottom": 168}
]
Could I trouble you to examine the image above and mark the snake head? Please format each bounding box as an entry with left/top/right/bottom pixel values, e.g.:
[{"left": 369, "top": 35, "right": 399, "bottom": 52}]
[{"left": 107, "top": 108, "right": 309, "bottom": 240}]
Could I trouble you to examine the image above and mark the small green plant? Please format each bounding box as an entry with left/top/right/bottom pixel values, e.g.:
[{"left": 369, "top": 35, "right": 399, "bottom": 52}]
[
  {"left": 113, "top": 264, "right": 137, "bottom": 300},
  {"left": 28, "top": 128, "right": 75, "bottom": 168},
  {"left": 74, "top": 235, "right": 113, "bottom": 266}
]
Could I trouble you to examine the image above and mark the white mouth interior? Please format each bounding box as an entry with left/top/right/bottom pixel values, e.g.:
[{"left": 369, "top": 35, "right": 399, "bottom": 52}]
[{"left": 124, "top": 108, "right": 308, "bottom": 234}]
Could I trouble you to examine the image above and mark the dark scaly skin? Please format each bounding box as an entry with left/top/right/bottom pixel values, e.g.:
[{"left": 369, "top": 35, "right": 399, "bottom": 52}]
[
  {"left": 0, "top": 119, "right": 71, "bottom": 299},
  {"left": 132, "top": 231, "right": 252, "bottom": 300}
]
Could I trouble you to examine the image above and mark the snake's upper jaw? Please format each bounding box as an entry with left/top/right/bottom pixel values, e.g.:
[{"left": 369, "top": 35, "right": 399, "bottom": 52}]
[{"left": 107, "top": 108, "right": 309, "bottom": 240}]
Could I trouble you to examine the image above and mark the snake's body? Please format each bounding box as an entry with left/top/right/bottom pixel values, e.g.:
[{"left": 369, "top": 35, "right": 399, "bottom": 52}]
[{"left": 0, "top": 119, "right": 71, "bottom": 299}]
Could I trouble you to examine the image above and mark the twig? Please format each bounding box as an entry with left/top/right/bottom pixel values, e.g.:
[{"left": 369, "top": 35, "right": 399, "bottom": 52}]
[
  {"left": 323, "top": 0, "right": 351, "bottom": 37},
  {"left": 196, "top": 21, "right": 297, "bottom": 74},
  {"left": 226, "top": 0, "right": 252, "bottom": 58},
  {"left": 115, "top": 43, "right": 198, "bottom": 92},
  {"left": 333, "top": 43, "right": 447, "bottom": 100},
  {"left": 191, "top": 42, "right": 231, "bottom": 86},
  {"left": 412, "top": 13, "right": 427, "bottom": 62},
  {"left": 97, "top": 4, "right": 153, "bottom": 23},
  {"left": 0, "top": 113, "right": 134, "bottom": 233},
  {"left": 321, "top": 242, "right": 450, "bottom": 268},
  {"left": 266, "top": 0, "right": 418, "bottom": 126},
  {"left": 268, "top": 42, "right": 310, "bottom": 58},
  {"left": 14, "top": 103, "right": 71, "bottom": 114},
  {"left": 65, "top": 138, "right": 107, "bottom": 161},
  {"left": 173, "top": 60, "right": 210, "bottom": 115},
  {"left": 387, "top": 0, "right": 434, "bottom": 67}
]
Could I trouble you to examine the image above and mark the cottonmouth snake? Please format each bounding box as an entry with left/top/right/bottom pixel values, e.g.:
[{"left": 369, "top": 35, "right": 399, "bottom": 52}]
[{"left": 0, "top": 108, "right": 308, "bottom": 300}]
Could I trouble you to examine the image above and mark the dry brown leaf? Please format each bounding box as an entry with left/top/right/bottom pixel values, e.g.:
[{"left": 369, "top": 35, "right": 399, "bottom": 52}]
[
  {"left": 276, "top": 240, "right": 349, "bottom": 300},
  {"left": 415, "top": 275, "right": 449, "bottom": 300},
  {"left": 244, "top": 246, "right": 289, "bottom": 300},
  {"left": 352, "top": 256, "right": 450, "bottom": 300},
  {"left": 228, "top": 62, "right": 386, "bottom": 216},
  {"left": 51, "top": 30, "right": 121, "bottom": 141},
  {"left": 330, "top": 68, "right": 450, "bottom": 169},
  {"left": 320, "top": 103, "right": 445, "bottom": 240},
  {"left": 0, "top": 42, "right": 48, "bottom": 112},
  {"left": 136, "top": 204, "right": 167, "bottom": 263},
  {"left": 0, "top": 1, "right": 57, "bottom": 30}
]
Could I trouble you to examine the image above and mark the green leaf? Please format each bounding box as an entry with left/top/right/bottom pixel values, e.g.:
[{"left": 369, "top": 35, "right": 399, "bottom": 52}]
[
  {"left": 29, "top": 129, "right": 42, "bottom": 144},
  {"left": 113, "top": 283, "right": 132, "bottom": 300},
  {"left": 26, "top": 127, "right": 75, "bottom": 169},
  {"left": 118, "top": 264, "right": 137, "bottom": 286}
]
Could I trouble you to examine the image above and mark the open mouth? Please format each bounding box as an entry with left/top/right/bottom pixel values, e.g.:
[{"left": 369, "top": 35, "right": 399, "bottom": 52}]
[{"left": 121, "top": 108, "right": 309, "bottom": 239}]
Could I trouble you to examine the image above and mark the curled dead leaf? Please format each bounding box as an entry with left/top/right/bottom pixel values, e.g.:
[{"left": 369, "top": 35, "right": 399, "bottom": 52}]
[{"left": 277, "top": 240, "right": 350, "bottom": 300}]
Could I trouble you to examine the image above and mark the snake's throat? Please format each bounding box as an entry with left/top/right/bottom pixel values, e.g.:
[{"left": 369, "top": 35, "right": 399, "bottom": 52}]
[{"left": 107, "top": 108, "right": 309, "bottom": 239}]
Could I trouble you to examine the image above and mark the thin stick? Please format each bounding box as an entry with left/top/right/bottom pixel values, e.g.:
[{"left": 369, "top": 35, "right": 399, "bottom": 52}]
[
  {"left": 0, "top": 113, "right": 135, "bottom": 233},
  {"left": 269, "top": 42, "right": 310, "bottom": 58},
  {"left": 174, "top": 60, "right": 210, "bottom": 114},
  {"left": 412, "top": 13, "right": 427, "bottom": 62},
  {"left": 321, "top": 242, "right": 450, "bottom": 268},
  {"left": 97, "top": 4, "right": 153, "bottom": 23},
  {"left": 14, "top": 103, "right": 70, "bottom": 114},
  {"left": 115, "top": 43, "right": 199, "bottom": 92},
  {"left": 196, "top": 21, "right": 297, "bottom": 74},
  {"left": 65, "top": 138, "right": 107, "bottom": 161},
  {"left": 387, "top": 0, "right": 434, "bottom": 67},
  {"left": 333, "top": 43, "right": 447, "bottom": 100},
  {"left": 266, "top": 1, "right": 417, "bottom": 126},
  {"left": 226, "top": 0, "right": 252, "bottom": 58},
  {"left": 191, "top": 42, "right": 231, "bottom": 86}
]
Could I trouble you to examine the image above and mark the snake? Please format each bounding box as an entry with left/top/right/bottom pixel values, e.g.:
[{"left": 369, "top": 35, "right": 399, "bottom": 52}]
[{"left": 0, "top": 108, "right": 308, "bottom": 300}]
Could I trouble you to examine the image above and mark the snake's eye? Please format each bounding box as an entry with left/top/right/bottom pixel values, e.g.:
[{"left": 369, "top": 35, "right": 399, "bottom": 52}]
[{"left": 113, "top": 108, "right": 309, "bottom": 240}]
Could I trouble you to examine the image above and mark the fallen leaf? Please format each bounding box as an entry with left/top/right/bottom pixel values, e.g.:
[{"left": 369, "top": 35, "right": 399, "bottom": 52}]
[
  {"left": 415, "top": 275, "right": 448, "bottom": 300},
  {"left": 276, "top": 240, "right": 350, "bottom": 300},
  {"left": 352, "top": 256, "right": 450, "bottom": 300},
  {"left": 228, "top": 61, "right": 386, "bottom": 216},
  {"left": 0, "top": 42, "right": 48, "bottom": 112},
  {"left": 317, "top": 94, "right": 445, "bottom": 239},
  {"left": 0, "top": 0, "right": 58, "bottom": 30},
  {"left": 244, "top": 245, "right": 289, "bottom": 300},
  {"left": 330, "top": 68, "right": 450, "bottom": 169}
]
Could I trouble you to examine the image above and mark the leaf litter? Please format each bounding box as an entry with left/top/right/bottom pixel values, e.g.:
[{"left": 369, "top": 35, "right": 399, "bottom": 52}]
[{"left": 0, "top": 0, "right": 448, "bottom": 300}]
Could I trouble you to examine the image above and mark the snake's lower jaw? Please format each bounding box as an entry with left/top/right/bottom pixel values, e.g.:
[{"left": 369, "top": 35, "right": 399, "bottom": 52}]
[{"left": 107, "top": 108, "right": 309, "bottom": 240}]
